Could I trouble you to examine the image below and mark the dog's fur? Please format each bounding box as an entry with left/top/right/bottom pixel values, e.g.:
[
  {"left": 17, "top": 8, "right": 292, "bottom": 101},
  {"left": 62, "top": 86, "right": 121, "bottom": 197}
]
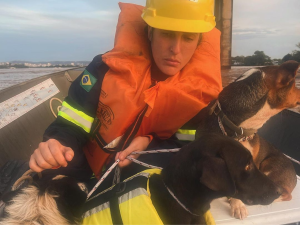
[
  {"left": 1, "top": 133, "right": 283, "bottom": 225},
  {"left": 2, "top": 61, "right": 298, "bottom": 224},
  {"left": 0, "top": 175, "right": 87, "bottom": 225},
  {"left": 192, "top": 60, "right": 300, "bottom": 219},
  {"left": 149, "top": 133, "right": 282, "bottom": 224}
]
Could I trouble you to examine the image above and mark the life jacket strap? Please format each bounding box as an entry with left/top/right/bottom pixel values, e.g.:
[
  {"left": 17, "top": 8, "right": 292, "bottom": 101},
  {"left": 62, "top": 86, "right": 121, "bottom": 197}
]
[
  {"left": 109, "top": 182, "right": 127, "bottom": 225},
  {"left": 91, "top": 105, "right": 149, "bottom": 153}
]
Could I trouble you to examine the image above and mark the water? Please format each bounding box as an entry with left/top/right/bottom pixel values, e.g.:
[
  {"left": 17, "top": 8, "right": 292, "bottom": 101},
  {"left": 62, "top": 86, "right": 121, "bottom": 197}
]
[
  {"left": 222, "top": 66, "right": 300, "bottom": 87},
  {"left": 0, "top": 67, "right": 73, "bottom": 91},
  {"left": 0, "top": 66, "right": 299, "bottom": 90}
]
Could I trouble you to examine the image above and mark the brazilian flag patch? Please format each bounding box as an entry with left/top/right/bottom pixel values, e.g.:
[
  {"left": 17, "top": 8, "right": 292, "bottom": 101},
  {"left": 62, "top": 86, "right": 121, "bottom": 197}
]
[{"left": 80, "top": 69, "right": 97, "bottom": 92}]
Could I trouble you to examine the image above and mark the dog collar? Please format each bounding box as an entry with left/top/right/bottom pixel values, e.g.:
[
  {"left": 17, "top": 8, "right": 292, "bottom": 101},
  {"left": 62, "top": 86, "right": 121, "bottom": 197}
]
[
  {"left": 209, "top": 100, "right": 257, "bottom": 141},
  {"left": 163, "top": 182, "right": 200, "bottom": 217}
]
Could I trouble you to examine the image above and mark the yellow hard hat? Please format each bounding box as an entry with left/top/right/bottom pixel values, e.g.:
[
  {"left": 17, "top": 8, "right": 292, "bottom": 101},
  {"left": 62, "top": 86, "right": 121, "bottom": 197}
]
[{"left": 141, "top": 0, "right": 216, "bottom": 33}]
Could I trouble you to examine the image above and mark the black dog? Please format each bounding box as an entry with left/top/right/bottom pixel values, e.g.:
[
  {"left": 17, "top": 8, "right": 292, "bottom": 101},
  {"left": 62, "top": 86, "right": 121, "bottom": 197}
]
[
  {"left": 192, "top": 60, "right": 299, "bottom": 219},
  {"left": 0, "top": 175, "right": 87, "bottom": 225},
  {"left": 82, "top": 133, "right": 281, "bottom": 225}
]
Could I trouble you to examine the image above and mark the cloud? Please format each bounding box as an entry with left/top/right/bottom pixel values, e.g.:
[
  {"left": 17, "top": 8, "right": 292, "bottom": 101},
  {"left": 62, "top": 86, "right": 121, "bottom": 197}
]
[
  {"left": 1, "top": 0, "right": 299, "bottom": 61},
  {"left": 232, "top": 0, "right": 300, "bottom": 58},
  {"left": 0, "top": 4, "right": 118, "bottom": 37},
  {"left": 0, "top": 2, "right": 122, "bottom": 61},
  {"left": 233, "top": 27, "right": 282, "bottom": 40}
]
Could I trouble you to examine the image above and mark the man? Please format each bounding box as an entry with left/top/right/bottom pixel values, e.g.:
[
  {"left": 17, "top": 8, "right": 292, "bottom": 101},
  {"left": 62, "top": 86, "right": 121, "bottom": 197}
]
[{"left": 29, "top": 0, "right": 222, "bottom": 180}]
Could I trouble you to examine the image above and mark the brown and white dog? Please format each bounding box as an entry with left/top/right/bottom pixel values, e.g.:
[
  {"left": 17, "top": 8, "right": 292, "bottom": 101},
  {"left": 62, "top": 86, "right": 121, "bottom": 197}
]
[
  {"left": 0, "top": 175, "right": 88, "bottom": 225},
  {"left": 193, "top": 60, "right": 300, "bottom": 219}
]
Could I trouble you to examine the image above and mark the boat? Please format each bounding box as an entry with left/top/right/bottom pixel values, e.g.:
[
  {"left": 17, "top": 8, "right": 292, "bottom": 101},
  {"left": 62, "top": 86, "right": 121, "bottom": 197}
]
[
  {"left": 0, "top": 67, "right": 84, "bottom": 166},
  {"left": 0, "top": 67, "right": 299, "bottom": 224}
]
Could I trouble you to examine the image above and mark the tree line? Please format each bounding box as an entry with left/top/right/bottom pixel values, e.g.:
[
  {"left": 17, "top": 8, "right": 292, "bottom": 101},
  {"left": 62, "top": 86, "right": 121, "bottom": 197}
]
[{"left": 232, "top": 42, "right": 300, "bottom": 66}]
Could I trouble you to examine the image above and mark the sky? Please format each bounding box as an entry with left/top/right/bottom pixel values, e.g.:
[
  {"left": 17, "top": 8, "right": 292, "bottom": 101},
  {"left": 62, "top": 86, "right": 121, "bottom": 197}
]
[{"left": 0, "top": 0, "right": 299, "bottom": 62}]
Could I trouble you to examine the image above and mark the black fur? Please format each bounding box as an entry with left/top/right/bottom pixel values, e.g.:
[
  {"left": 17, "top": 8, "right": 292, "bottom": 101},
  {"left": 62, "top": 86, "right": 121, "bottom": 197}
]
[{"left": 149, "top": 133, "right": 281, "bottom": 224}]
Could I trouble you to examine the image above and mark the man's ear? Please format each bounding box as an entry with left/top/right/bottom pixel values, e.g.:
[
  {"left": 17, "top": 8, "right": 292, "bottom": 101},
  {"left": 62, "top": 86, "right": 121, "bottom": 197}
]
[{"left": 199, "top": 156, "right": 236, "bottom": 196}]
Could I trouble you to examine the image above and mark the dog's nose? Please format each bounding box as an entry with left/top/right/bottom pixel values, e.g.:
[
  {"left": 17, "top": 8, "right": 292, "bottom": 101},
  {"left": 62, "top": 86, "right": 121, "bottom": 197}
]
[{"left": 276, "top": 186, "right": 283, "bottom": 196}]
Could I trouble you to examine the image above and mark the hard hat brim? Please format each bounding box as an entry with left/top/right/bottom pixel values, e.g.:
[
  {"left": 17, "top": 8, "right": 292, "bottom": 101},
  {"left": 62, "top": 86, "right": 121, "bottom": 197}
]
[{"left": 142, "top": 15, "right": 216, "bottom": 33}]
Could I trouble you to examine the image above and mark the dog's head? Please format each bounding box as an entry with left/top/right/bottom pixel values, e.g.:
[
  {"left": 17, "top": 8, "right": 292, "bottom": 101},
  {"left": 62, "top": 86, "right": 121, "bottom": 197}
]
[
  {"left": 0, "top": 175, "right": 87, "bottom": 225},
  {"left": 163, "top": 133, "right": 282, "bottom": 207},
  {"left": 218, "top": 60, "right": 300, "bottom": 128}
]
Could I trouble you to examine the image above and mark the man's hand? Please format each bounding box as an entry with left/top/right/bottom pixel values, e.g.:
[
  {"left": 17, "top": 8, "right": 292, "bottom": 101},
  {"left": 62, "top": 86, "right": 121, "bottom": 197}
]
[
  {"left": 29, "top": 139, "right": 74, "bottom": 172},
  {"left": 115, "top": 136, "right": 151, "bottom": 168}
]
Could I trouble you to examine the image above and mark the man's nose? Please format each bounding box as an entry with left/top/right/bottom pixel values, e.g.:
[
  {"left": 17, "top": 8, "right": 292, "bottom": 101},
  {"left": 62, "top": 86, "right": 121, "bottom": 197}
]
[{"left": 170, "top": 38, "right": 181, "bottom": 55}]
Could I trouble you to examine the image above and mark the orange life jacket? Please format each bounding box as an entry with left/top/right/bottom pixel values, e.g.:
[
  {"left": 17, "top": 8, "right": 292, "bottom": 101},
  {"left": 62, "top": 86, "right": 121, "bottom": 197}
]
[{"left": 84, "top": 3, "right": 222, "bottom": 177}]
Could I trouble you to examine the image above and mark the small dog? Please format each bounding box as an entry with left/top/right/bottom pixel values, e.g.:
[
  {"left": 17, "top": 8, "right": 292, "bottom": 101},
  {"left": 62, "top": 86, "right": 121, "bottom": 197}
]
[
  {"left": 0, "top": 175, "right": 88, "bottom": 225},
  {"left": 193, "top": 60, "right": 300, "bottom": 219},
  {"left": 82, "top": 133, "right": 282, "bottom": 225}
]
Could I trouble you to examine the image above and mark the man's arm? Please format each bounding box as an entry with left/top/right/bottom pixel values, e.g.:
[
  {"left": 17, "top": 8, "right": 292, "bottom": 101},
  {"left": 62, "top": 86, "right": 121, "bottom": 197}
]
[{"left": 30, "top": 55, "right": 109, "bottom": 172}]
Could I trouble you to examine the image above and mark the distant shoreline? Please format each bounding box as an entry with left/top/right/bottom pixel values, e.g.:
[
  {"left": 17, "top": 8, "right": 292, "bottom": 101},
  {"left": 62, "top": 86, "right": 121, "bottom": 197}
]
[
  {"left": 0, "top": 66, "right": 81, "bottom": 69},
  {"left": 0, "top": 61, "right": 89, "bottom": 69}
]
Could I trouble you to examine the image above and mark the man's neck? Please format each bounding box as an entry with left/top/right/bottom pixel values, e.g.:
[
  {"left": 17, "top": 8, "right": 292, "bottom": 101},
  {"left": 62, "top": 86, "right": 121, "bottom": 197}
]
[{"left": 151, "top": 62, "right": 171, "bottom": 82}]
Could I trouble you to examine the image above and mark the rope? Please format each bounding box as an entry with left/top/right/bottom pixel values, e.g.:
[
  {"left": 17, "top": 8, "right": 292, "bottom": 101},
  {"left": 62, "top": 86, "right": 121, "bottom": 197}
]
[
  {"left": 87, "top": 160, "right": 120, "bottom": 199},
  {"left": 11, "top": 169, "right": 42, "bottom": 191},
  {"left": 164, "top": 182, "right": 200, "bottom": 216},
  {"left": 284, "top": 153, "right": 300, "bottom": 165},
  {"left": 112, "top": 166, "right": 121, "bottom": 185},
  {"left": 49, "top": 98, "right": 63, "bottom": 118},
  {"left": 87, "top": 148, "right": 181, "bottom": 199},
  {"left": 126, "top": 156, "right": 163, "bottom": 170},
  {"left": 12, "top": 169, "right": 34, "bottom": 191},
  {"left": 130, "top": 148, "right": 180, "bottom": 155}
]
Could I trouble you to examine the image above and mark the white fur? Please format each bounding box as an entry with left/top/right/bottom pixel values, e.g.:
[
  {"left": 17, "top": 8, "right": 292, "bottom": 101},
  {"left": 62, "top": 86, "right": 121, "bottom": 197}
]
[
  {"left": 236, "top": 69, "right": 263, "bottom": 82},
  {"left": 231, "top": 103, "right": 282, "bottom": 220},
  {"left": 239, "top": 102, "right": 281, "bottom": 130},
  {"left": 0, "top": 186, "right": 71, "bottom": 225},
  {"left": 230, "top": 198, "right": 248, "bottom": 220}
]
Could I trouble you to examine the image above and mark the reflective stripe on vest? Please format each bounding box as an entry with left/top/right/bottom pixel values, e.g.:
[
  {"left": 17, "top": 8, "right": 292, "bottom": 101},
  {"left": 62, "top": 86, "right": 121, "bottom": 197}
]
[
  {"left": 82, "top": 169, "right": 163, "bottom": 225},
  {"left": 82, "top": 169, "right": 216, "bottom": 225},
  {"left": 176, "top": 129, "right": 196, "bottom": 141},
  {"left": 58, "top": 101, "right": 94, "bottom": 133}
]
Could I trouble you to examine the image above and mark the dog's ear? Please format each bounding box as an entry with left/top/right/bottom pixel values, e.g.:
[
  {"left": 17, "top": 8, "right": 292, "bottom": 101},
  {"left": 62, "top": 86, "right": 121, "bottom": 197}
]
[
  {"left": 199, "top": 156, "right": 236, "bottom": 196},
  {"left": 265, "top": 60, "right": 299, "bottom": 89}
]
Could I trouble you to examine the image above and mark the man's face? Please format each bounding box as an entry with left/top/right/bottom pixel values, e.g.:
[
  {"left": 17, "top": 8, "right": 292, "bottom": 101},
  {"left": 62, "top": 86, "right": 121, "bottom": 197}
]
[{"left": 149, "top": 28, "right": 200, "bottom": 76}]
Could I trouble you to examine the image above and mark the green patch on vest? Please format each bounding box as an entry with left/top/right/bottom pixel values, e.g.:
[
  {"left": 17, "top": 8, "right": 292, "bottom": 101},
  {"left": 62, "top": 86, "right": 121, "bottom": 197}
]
[{"left": 80, "top": 70, "right": 97, "bottom": 92}]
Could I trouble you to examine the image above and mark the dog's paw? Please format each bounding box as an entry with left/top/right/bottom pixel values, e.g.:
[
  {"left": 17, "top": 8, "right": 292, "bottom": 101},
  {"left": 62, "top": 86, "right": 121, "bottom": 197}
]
[{"left": 229, "top": 198, "right": 248, "bottom": 220}]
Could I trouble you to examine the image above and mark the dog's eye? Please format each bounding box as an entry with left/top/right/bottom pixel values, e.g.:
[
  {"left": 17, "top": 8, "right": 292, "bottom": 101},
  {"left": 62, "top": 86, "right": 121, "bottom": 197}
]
[{"left": 245, "top": 163, "right": 251, "bottom": 171}]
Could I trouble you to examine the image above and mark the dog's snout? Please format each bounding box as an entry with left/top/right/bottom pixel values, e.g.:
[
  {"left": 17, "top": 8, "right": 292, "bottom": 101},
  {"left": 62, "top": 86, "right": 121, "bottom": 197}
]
[{"left": 276, "top": 186, "right": 283, "bottom": 196}]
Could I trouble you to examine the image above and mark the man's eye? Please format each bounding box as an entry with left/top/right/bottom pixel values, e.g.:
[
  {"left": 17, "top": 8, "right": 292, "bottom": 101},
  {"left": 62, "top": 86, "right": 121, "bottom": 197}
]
[{"left": 184, "top": 36, "right": 194, "bottom": 41}]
